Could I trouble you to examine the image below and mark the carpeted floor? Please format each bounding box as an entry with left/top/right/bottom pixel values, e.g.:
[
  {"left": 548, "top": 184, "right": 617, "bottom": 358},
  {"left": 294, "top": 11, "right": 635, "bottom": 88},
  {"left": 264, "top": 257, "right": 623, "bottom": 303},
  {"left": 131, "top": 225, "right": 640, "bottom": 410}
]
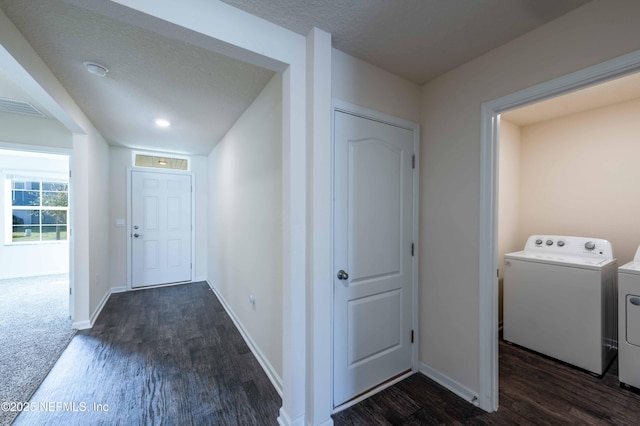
[{"left": 0, "top": 274, "right": 76, "bottom": 426}]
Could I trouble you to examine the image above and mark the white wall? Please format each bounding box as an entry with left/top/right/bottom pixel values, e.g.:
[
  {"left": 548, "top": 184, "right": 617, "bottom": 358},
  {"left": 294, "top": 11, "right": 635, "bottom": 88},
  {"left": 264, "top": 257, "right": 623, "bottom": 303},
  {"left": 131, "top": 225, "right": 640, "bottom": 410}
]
[
  {"left": 0, "top": 151, "right": 69, "bottom": 279},
  {"left": 108, "top": 147, "right": 129, "bottom": 289},
  {"left": 518, "top": 97, "right": 640, "bottom": 264},
  {"left": 108, "top": 146, "right": 209, "bottom": 289},
  {"left": 332, "top": 49, "right": 421, "bottom": 123},
  {"left": 191, "top": 156, "right": 209, "bottom": 282},
  {"left": 0, "top": 112, "right": 72, "bottom": 148},
  {"left": 208, "top": 73, "right": 283, "bottom": 385},
  {"left": 497, "top": 119, "right": 521, "bottom": 323},
  {"left": 420, "top": 0, "right": 640, "bottom": 397},
  {"left": 88, "top": 133, "right": 111, "bottom": 313}
]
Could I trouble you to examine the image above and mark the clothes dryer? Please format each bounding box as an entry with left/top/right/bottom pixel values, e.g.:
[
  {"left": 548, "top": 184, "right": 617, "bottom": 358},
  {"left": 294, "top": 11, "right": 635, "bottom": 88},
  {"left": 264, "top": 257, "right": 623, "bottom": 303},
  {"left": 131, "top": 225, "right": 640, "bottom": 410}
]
[
  {"left": 618, "top": 245, "right": 640, "bottom": 388},
  {"left": 504, "top": 235, "right": 617, "bottom": 375}
]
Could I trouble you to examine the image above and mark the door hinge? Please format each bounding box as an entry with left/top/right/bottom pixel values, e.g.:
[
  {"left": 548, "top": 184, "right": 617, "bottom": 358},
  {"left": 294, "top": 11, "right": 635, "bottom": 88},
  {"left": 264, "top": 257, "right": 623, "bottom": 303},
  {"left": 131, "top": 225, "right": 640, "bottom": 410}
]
[
  {"left": 411, "top": 243, "right": 414, "bottom": 256},
  {"left": 411, "top": 330, "right": 414, "bottom": 343},
  {"left": 412, "top": 154, "right": 415, "bottom": 169},
  {"left": 497, "top": 268, "right": 499, "bottom": 277},
  {"left": 69, "top": 287, "right": 72, "bottom": 295},
  {"left": 69, "top": 170, "right": 72, "bottom": 178}
]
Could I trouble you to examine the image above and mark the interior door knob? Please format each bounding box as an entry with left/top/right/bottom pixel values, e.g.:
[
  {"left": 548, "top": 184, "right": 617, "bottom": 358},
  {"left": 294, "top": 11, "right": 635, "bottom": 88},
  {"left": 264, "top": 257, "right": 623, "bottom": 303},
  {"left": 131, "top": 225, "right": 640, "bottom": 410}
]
[
  {"left": 337, "top": 270, "right": 349, "bottom": 280},
  {"left": 133, "top": 233, "right": 144, "bottom": 238}
]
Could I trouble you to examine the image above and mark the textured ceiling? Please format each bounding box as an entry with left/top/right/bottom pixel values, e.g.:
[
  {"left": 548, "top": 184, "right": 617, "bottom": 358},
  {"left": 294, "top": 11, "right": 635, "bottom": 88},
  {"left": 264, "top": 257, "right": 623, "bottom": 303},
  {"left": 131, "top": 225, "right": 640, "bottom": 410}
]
[
  {"left": 0, "top": 0, "right": 275, "bottom": 156},
  {"left": 0, "top": 0, "right": 592, "bottom": 155},
  {"left": 220, "top": 0, "right": 590, "bottom": 84}
]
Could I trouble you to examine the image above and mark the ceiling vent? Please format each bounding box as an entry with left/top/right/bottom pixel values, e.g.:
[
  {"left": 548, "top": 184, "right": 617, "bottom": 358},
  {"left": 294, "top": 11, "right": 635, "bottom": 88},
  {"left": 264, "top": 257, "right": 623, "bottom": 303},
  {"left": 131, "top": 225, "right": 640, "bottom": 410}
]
[{"left": 0, "top": 97, "right": 45, "bottom": 117}]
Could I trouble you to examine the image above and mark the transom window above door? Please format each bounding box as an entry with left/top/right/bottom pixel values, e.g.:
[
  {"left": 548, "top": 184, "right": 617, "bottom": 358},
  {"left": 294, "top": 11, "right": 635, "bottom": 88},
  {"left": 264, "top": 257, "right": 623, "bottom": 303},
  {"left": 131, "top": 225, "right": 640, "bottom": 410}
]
[{"left": 133, "top": 153, "right": 189, "bottom": 171}]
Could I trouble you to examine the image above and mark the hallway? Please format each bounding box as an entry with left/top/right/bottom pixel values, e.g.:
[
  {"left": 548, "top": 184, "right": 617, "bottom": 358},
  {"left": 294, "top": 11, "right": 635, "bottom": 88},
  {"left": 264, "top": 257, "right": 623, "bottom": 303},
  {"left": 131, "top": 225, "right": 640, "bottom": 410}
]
[{"left": 14, "top": 282, "right": 281, "bottom": 425}]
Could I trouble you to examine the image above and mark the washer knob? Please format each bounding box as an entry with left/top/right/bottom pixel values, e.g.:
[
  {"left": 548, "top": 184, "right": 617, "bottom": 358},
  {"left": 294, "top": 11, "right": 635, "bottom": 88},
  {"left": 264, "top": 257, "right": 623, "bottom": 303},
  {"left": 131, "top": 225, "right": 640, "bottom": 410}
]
[
  {"left": 557, "top": 240, "right": 565, "bottom": 247},
  {"left": 585, "top": 241, "right": 596, "bottom": 250},
  {"left": 535, "top": 239, "right": 543, "bottom": 245},
  {"left": 546, "top": 239, "right": 554, "bottom": 246}
]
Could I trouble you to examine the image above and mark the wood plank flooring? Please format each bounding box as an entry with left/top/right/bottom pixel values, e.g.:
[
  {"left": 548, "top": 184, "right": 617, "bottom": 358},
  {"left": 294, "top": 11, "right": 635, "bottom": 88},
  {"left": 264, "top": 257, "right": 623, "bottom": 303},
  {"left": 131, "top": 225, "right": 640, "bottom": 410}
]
[
  {"left": 14, "top": 282, "right": 281, "bottom": 425},
  {"left": 14, "top": 280, "right": 640, "bottom": 425},
  {"left": 333, "top": 341, "right": 640, "bottom": 425}
]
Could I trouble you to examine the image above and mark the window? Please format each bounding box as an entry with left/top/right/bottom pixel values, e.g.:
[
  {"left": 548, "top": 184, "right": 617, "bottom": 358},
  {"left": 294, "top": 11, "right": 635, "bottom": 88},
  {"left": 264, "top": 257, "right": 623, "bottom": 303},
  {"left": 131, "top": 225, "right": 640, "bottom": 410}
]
[
  {"left": 10, "top": 175, "right": 68, "bottom": 243},
  {"left": 133, "top": 152, "right": 189, "bottom": 171}
]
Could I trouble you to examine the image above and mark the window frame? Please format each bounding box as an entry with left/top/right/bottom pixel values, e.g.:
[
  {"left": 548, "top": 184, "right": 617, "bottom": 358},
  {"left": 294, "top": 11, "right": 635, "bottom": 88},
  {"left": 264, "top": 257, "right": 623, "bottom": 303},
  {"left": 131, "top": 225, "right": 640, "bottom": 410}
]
[{"left": 4, "top": 172, "right": 69, "bottom": 245}]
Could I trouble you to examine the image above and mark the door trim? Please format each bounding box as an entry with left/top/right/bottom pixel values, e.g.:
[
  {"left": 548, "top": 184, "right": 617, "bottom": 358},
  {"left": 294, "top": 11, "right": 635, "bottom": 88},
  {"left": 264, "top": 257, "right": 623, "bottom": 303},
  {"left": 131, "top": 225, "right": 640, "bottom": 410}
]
[
  {"left": 331, "top": 100, "right": 420, "bottom": 410},
  {"left": 126, "top": 166, "right": 196, "bottom": 291},
  {"left": 479, "top": 49, "right": 640, "bottom": 412}
]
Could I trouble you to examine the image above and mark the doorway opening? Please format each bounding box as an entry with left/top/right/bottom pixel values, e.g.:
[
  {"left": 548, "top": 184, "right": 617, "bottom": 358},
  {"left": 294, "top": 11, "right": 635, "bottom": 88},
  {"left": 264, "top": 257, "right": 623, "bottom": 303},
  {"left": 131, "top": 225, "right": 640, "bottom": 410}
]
[
  {"left": 0, "top": 148, "right": 74, "bottom": 422},
  {"left": 0, "top": 148, "right": 70, "bottom": 290},
  {"left": 497, "top": 71, "right": 640, "bottom": 330},
  {"left": 479, "top": 50, "right": 640, "bottom": 412}
]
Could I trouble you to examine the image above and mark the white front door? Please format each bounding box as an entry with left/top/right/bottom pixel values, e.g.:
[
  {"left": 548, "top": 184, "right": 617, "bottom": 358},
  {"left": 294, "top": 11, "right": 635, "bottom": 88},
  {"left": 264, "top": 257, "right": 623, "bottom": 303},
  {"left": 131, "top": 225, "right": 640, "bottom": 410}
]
[
  {"left": 333, "top": 110, "right": 415, "bottom": 406},
  {"left": 131, "top": 170, "right": 192, "bottom": 288}
]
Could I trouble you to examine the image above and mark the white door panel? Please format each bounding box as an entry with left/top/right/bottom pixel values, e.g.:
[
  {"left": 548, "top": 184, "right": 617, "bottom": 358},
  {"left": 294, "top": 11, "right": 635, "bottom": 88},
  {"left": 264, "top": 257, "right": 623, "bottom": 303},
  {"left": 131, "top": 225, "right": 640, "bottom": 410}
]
[
  {"left": 334, "top": 111, "right": 414, "bottom": 406},
  {"left": 131, "top": 171, "right": 192, "bottom": 288}
]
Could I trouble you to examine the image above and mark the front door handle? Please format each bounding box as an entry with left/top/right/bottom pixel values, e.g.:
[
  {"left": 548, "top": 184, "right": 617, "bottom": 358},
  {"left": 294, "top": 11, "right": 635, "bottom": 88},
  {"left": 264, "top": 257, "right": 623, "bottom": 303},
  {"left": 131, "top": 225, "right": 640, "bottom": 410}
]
[
  {"left": 133, "top": 233, "right": 144, "bottom": 238},
  {"left": 337, "top": 270, "right": 349, "bottom": 280}
]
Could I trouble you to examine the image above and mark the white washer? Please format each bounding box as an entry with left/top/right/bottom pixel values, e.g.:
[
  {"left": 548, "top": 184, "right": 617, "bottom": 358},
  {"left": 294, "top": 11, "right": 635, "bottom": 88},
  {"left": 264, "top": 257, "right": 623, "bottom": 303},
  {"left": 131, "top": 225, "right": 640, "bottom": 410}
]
[
  {"left": 618, "top": 245, "right": 640, "bottom": 389},
  {"left": 504, "top": 235, "right": 617, "bottom": 375}
]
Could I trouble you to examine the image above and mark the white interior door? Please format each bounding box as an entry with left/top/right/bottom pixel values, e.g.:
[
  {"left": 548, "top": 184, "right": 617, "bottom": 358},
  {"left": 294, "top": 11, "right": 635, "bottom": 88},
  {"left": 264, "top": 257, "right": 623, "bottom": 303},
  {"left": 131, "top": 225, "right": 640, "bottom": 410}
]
[
  {"left": 333, "top": 110, "right": 414, "bottom": 407},
  {"left": 131, "top": 170, "right": 192, "bottom": 288}
]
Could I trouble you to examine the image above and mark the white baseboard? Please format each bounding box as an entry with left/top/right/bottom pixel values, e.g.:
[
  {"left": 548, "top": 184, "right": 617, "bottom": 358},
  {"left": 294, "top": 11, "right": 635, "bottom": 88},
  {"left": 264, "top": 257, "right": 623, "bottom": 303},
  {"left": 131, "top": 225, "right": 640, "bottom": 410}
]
[
  {"left": 420, "top": 362, "right": 479, "bottom": 406},
  {"left": 333, "top": 370, "right": 413, "bottom": 414},
  {"left": 206, "top": 280, "right": 283, "bottom": 397},
  {"left": 277, "top": 407, "right": 291, "bottom": 426},
  {"left": 277, "top": 407, "right": 306, "bottom": 426},
  {"left": 310, "top": 419, "right": 334, "bottom": 426},
  {"left": 72, "top": 320, "right": 91, "bottom": 330},
  {"left": 89, "top": 288, "right": 112, "bottom": 326},
  {"left": 72, "top": 286, "right": 117, "bottom": 330}
]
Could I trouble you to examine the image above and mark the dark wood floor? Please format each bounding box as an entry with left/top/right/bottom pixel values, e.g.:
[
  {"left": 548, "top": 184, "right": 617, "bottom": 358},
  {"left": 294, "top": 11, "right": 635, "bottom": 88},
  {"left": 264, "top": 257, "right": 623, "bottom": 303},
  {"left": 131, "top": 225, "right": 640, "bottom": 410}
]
[
  {"left": 14, "top": 282, "right": 281, "bottom": 425},
  {"left": 14, "top": 281, "right": 640, "bottom": 425},
  {"left": 333, "top": 341, "right": 640, "bottom": 425}
]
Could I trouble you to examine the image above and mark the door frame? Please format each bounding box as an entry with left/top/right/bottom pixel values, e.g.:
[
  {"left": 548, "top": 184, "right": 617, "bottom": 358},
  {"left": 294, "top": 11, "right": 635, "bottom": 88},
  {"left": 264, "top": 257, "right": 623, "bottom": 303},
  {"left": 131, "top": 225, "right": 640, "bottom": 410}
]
[
  {"left": 126, "top": 166, "right": 195, "bottom": 291},
  {"left": 331, "top": 100, "right": 420, "bottom": 411},
  {"left": 478, "top": 49, "right": 640, "bottom": 412},
  {"left": 0, "top": 142, "right": 73, "bottom": 317}
]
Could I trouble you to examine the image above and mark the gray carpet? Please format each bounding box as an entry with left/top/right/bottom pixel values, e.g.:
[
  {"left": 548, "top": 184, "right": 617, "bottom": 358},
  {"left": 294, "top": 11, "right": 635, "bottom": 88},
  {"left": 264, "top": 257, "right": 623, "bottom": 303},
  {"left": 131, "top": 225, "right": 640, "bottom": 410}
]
[{"left": 0, "top": 274, "right": 76, "bottom": 426}]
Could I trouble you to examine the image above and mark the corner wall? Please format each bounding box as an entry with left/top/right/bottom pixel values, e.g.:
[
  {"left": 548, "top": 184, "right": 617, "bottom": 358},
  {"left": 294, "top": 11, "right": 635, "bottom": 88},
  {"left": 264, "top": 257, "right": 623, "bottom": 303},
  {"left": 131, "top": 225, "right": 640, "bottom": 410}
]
[
  {"left": 207, "top": 73, "right": 283, "bottom": 387},
  {"left": 88, "top": 130, "right": 110, "bottom": 315},
  {"left": 420, "top": 0, "right": 640, "bottom": 398}
]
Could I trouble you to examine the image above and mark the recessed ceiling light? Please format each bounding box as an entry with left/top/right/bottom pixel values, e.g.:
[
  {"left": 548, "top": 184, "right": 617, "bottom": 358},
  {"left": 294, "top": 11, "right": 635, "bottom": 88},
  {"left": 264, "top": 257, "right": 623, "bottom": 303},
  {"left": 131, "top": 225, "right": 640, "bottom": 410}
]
[
  {"left": 83, "top": 61, "right": 108, "bottom": 77},
  {"left": 155, "top": 119, "right": 171, "bottom": 128}
]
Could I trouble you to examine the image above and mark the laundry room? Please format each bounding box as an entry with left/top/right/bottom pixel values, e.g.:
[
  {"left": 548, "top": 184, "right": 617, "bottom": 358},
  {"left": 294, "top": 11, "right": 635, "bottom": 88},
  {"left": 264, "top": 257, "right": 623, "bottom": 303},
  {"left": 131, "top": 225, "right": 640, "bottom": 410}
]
[{"left": 497, "top": 71, "right": 640, "bottom": 329}]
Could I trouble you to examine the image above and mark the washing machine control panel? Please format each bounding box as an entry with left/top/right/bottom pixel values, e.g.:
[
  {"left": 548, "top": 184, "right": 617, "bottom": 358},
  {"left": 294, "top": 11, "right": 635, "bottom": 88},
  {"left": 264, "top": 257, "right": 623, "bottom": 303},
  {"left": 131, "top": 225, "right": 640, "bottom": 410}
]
[{"left": 526, "top": 235, "right": 614, "bottom": 260}]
